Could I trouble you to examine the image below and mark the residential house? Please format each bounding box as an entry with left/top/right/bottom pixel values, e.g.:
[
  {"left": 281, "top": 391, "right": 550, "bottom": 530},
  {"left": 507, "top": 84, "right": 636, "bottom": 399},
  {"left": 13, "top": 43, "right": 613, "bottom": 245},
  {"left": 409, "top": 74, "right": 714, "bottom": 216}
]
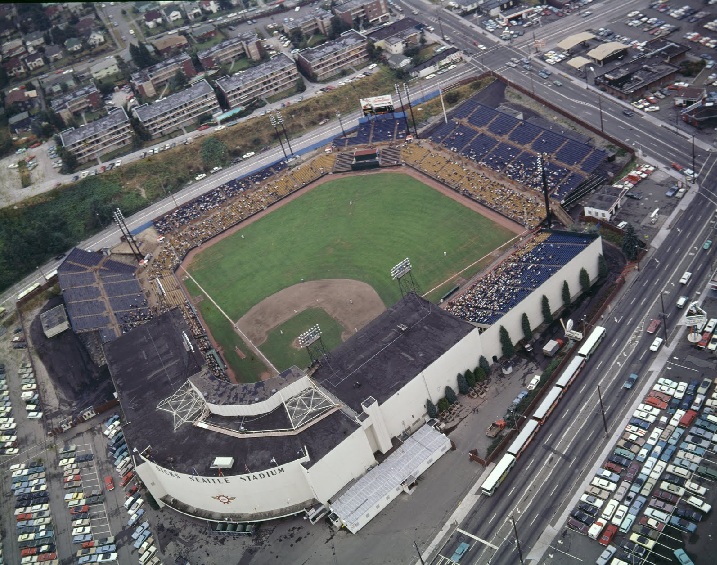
[
  {"left": 409, "top": 47, "right": 462, "bottom": 77},
  {"left": 9, "top": 111, "right": 32, "bottom": 133},
  {"left": 216, "top": 54, "right": 300, "bottom": 109},
  {"left": 90, "top": 57, "right": 120, "bottom": 81},
  {"left": 163, "top": 5, "right": 183, "bottom": 24},
  {"left": 42, "top": 71, "right": 77, "bottom": 96},
  {"left": 75, "top": 15, "right": 98, "bottom": 38},
  {"left": 144, "top": 10, "right": 164, "bottom": 28},
  {"left": 88, "top": 31, "right": 105, "bottom": 47},
  {"left": 3, "top": 38, "right": 27, "bottom": 59},
  {"left": 197, "top": 32, "right": 263, "bottom": 69},
  {"left": 130, "top": 53, "right": 197, "bottom": 98},
  {"left": 296, "top": 30, "right": 368, "bottom": 82},
  {"left": 183, "top": 2, "right": 203, "bottom": 20},
  {"left": 3, "top": 57, "right": 26, "bottom": 78},
  {"left": 5, "top": 88, "right": 36, "bottom": 112},
  {"left": 59, "top": 107, "right": 133, "bottom": 163},
  {"left": 151, "top": 34, "right": 189, "bottom": 57},
  {"left": 65, "top": 38, "right": 82, "bottom": 53},
  {"left": 200, "top": 0, "right": 220, "bottom": 14},
  {"left": 133, "top": 79, "right": 220, "bottom": 138},
  {"left": 332, "top": 0, "right": 389, "bottom": 27},
  {"left": 22, "top": 53, "right": 45, "bottom": 71},
  {"left": 45, "top": 44, "right": 63, "bottom": 62},
  {"left": 24, "top": 31, "right": 46, "bottom": 54},
  {"left": 191, "top": 23, "right": 217, "bottom": 43},
  {"left": 50, "top": 84, "right": 102, "bottom": 122}
]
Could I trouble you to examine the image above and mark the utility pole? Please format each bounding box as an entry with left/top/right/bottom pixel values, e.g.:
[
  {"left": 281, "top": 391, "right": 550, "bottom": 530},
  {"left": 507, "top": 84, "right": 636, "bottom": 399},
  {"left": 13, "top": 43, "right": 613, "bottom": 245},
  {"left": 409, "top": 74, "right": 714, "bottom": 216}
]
[
  {"left": 597, "top": 385, "right": 608, "bottom": 435},
  {"left": 413, "top": 541, "right": 425, "bottom": 565},
  {"left": 336, "top": 112, "right": 346, "bottom": 137},
  {"left": 510, "top": 514, "right": 525, "bottom": 565},
  {"left": 660, "top": 292, "right": 669, "bottom": 346}
]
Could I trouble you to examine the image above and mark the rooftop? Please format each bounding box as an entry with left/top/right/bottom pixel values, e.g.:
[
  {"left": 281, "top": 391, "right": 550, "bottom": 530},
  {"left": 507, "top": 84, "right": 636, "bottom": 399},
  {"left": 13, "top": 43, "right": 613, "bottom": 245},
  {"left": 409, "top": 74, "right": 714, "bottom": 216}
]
[
  {"left": 197, "top": 32, "right": 258, "bottom": 61},
  {"left": 557, "top": 32, "right": 595, "bottom": 51},
  {"left": 297, "top": 30, "right": 366, "bottom": 63},
  {"left": 131, "top": 53, "right": 192, "bottom": 84},
  {"left": 106, "top": 310, "right": 359, "bottom": 475},
  {"left": 215, "top": 54, "right": 295, "bottom": 92},
  {"left": 50, "top": 84, "right": 99, "bottom": 111},
  {"left": 133, "top": 80, "right": 215, "bottom": 122},
  {"left": 597, "top": 56, "right": 678, "bottom": 95},
  {"left": 313, "top": 293, "right": 474, "bottom": 414},
  {"left": 288, "top": 7, "right": 332, "bottom": 28},
  {"left": 59, "top": 107, "right": 129, "bottom": 147},
  {"left": 412, "top": 47, "right": 459, "bottom": 73},
  {"left": 585, "top": 185, "right": 624, "bottom": 209},
  {"left": 367, "top": 18, "right": 419, "bottom": 42},
  {"left": 587, "top": 41, "right": 629, "bottom": 61}
]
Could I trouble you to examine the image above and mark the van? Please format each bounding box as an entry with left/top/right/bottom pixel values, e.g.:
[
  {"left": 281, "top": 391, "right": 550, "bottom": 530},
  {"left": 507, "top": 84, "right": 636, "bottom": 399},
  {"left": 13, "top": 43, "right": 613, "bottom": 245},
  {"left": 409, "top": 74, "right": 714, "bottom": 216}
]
[
  {"left": 617, "top": 221, "right": 628, "bottom": 230},
  {"left": 588, "top": 519, "right": 606, "bottom": 540},
  {"left": 679, "top": 271, "right": 692, "bottom": 284},
  {"left": 676, "top": 296, "right": 689, "bottom": 309}
]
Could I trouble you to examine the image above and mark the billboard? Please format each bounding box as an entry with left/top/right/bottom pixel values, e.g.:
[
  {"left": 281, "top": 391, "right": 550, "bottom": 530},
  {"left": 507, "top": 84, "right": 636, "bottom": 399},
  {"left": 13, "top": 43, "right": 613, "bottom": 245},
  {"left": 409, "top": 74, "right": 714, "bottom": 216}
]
[{"left": 360, "top": 94, "right": 394, "bottom": 116}]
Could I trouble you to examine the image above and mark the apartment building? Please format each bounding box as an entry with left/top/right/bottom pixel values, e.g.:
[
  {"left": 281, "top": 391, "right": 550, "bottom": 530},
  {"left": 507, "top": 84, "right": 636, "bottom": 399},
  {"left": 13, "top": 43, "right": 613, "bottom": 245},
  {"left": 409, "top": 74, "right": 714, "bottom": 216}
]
[
  {"left": 296, "top": 30, "right": 368, "bottom": 82},
  {"left": 59, "top": 108, "right": 132, "bottom": 163},
  {"left": 133, "top": 80, "right": 220, "bottom": 139},
  {"left": 332, "top": 0, "right": 389, "bottom": 27},
  {"left": 283, "top": 8, "right": 334, "bottom": 37},
  {"left": 50, "top": 84, "right": 102, "bottom": 122},
  {"left": 197, "top": 32, "right": 263, "bottom": 69},
  {"left": 215, "top": 54, "right": 300, "bottom": 109},
  {"left": 130, "top": 53, "right": 197, "bottom": 98}
]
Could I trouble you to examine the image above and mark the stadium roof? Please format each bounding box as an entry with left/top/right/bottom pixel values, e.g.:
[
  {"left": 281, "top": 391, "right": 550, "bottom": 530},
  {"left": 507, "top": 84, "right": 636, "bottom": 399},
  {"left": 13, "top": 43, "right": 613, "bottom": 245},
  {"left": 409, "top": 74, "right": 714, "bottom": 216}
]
[
  {"left": 106, "top": 310, "right": 360, "bottom": 476},
  {"left": 567, "top": 56, "right": 591, "bottom": 69},
  {"left": 557, "top": 32, "right": 595, "bottom": 51},
  {"left": 313, "top": 293, "right": 475, "bottom": 414},
  {"left": 587, "top": 42, "right": 629, "bottom": 61},
  {"left": 57, "top": 248, "right": 148, "bottom": 342}
]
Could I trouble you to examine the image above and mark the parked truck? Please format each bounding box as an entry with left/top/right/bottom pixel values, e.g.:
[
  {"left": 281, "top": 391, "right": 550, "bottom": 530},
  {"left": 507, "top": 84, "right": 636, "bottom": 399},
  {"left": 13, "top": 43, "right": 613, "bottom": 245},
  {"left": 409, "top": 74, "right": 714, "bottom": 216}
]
[
  {"left": 543, "top": 338, "right": 564, "bottom": 357},
  {"left": 486, "top": 420, "right": 506, "bottom": 437}
]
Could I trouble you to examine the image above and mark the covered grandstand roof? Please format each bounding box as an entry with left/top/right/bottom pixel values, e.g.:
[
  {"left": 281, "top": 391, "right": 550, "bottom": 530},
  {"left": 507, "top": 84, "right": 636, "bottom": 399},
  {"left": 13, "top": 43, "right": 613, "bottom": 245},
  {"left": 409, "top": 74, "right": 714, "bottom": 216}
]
[
  {"left": 557, "top": 32, "right": 595, "bottom": 51},
  {"left": 57, "top": 248, "right": 149, "bottom": 342},
  {"left": 587, "top": 42, "right": 629, "bottom": 62},
  {"left": 106, "top": 309, "right": 360, "bottom": 476},
  {"left": 567, "top": 56, "right": 591, "bottom": 69},
  {"left": 313, "top": 293, "right": 475, "bottom": 415}
]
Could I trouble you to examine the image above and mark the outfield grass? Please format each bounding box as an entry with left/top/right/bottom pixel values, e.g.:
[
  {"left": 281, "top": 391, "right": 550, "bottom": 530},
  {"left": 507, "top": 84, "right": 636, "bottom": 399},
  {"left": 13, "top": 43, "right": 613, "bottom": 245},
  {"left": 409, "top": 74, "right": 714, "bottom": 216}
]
[{"left": 187, "top": 172, "right": 515, "bottom": 380}]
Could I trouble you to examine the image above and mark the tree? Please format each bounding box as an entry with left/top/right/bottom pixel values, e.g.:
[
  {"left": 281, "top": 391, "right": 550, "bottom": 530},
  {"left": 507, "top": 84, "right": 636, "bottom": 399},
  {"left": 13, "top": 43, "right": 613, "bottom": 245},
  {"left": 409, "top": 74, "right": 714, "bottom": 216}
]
[
  {"left": 437, "top": 398, "right": 450, "bottom": 413},
  {"left": 479, "top": 355, "right": 490, "bottom": 375},
  {"left": 289, "top": 28, "right": 304, "bottom": 48},
  {"left": 562, "top": 280, "right": 571, "bottom": 307},
  {"left": 499, "top": 325, "right": 514, "bottom": 358},
  {"left": 445, "top": 91, "right": 460, "bottom": 104},
  {"left": 170, "top": 70, "right": 188, "bottom": 90},
  {"left": 579, "top": 267, "right": 591, "bottom": 293},
  {"left": 521, "top": 313, "right": 532, "bottom": 343},
  {"left": 598, "top": 254, "right": 608, "bottom": 281},
  {"left": 444, "top": 386, "right": 457, "bottom": 404},
  {"left": 328, "top": 16, "right": 350, "bottom": 40},
  {"left": 426, "top": 399, "right": 437, "bottom": 419},
  {"left": 464, "top": 369, "right": 475, "bottom": 388},
  {"left": 622, "top": 224, "right": 640, "bottom": 260},
  {"left": 473, "top": 366, "right": 486, "bottom": 383},
  {"left": 295, "top": 78, "right": 306, "bottom": 93},
  {"left": 541, "top": 295, "right": 553, "bottom": 325},
  {"left": 457, "top": 373, "right": 469, "bottom": 394},
  {"left": 200, "top": 137, "right": 229, "bottom": 169}
]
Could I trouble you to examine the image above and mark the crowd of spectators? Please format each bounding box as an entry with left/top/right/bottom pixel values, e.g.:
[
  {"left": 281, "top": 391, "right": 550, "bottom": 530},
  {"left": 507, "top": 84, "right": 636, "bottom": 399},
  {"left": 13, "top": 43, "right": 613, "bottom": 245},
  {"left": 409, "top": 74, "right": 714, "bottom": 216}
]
[
  {"left": 445, "top": 231, "right": 594, "bottom": 325},
  {"left": 402, "top": 143, "right": 544, "bottom": 228}
]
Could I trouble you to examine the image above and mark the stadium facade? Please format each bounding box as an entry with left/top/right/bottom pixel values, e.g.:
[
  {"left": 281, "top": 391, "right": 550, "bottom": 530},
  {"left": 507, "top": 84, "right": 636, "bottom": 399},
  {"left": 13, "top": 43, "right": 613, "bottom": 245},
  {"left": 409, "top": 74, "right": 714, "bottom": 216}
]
[{"left": 101, "top": 231, "right": 602, "bottom": 530}]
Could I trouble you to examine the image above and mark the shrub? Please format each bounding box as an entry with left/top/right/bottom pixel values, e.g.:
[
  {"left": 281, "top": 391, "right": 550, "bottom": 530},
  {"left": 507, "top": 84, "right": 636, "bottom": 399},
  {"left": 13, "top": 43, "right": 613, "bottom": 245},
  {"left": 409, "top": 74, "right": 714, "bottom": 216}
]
[
  {"left": 437, "top": 398, "right": 450, "bottom": 413},
  {"left": 465, "top": 369, "right": 476, "bottom": 388},
  {"left": 579, "top": 267, "right": 591, "bottom": 293},
  {"left": 541, "top": 295, "right": 553, "bottom": 325},
  {"left": 479, "top": 355, "right": 490, "bottom": 374},
  {"left": 499, "top": 325, "right": 514, "bottom": 358},
  {"left": 562, "top": 280, "right": 571, "bottom": 307},
  {"left": 445, "top": 386, "right": 457, "bottom": 404},
  {"left": 457, "top": 373, "right": 469, "bottom": 394},
  {"left": 521, "top": 313, "right": 531, "bottom": 343},
  {"left": 474, "top": 366, "right": 486, "bottom": 383},
  {"left": 426, "top": 399, "right": 438, "bottom": 418}
]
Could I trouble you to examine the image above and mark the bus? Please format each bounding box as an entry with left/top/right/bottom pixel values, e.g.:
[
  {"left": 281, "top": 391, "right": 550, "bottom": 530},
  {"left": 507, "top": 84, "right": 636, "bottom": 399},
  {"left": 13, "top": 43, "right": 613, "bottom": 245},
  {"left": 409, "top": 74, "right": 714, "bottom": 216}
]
[
  {"left": 17, "top": 282, "right": 40, "bottom": 302},
  {"left": 532, "top": 386, "right": 563, "bottom": 425},
  {"left": 481, "top": 454, "right": 516, "bottom": 496},
  {"left": 555, "top": 356, "right": 585, "bottom": 390},
  {"left": 506, "top": 419, "right": 540, "bottom": 459},
  {"left": 577, "top": 326, "right": 606, "bottom": 359}
]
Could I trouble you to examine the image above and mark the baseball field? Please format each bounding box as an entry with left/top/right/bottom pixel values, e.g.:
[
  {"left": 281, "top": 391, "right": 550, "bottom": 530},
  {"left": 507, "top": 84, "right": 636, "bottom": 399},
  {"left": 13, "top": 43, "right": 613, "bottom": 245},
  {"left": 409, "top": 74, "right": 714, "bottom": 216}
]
[{"left": 182, "top": 171, "right": 517, "bottom": 382}]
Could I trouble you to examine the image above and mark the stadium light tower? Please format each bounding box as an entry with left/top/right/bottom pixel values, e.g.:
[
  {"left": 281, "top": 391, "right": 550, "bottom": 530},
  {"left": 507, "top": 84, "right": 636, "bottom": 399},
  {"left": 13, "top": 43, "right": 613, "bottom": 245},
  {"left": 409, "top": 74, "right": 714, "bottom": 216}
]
[
  {"left": 298, "top": 324, "right": 329, "bottom": 366},
  {"left": 336, "top": 112, "right": 346, "bottom": 137},
  {"left": 275, "top": 112, "right": 294, "bottom": 156},
  {"left": 403, "top": 83, "right": 419, "bottom": 138},
  {"left": 394, "top": 84, "right": 410, "bottom": 136},
  {"left": 269, "top": 114, "right": 288, "bottom": 161},
  {"left": 390, "top": 258, "right": 419, "bottom": 297}
]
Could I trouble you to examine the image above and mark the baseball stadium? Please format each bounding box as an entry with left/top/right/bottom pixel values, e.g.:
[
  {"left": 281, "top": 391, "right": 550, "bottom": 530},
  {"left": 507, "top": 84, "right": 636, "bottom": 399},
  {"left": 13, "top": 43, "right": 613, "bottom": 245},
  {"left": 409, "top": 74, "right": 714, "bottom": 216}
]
[{"left": 55, "top": 83, "right": 607, "bottom": 530}]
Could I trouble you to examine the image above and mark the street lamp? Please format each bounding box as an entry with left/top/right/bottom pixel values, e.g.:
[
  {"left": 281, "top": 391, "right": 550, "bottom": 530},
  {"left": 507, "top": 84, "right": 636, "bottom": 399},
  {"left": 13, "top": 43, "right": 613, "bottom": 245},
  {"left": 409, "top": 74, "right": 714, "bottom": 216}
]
[
  {"left": 275, "top": 111, "right": 294, "bottom": 156},
  {"left": 692, "top": 134, "right": 696, "bottom": 184},
  {"left": 336, "top": 112, "right": 346, "bottom": 137},
  {"left": 269, "top": 114, "right": 288, "bottom": 161}
]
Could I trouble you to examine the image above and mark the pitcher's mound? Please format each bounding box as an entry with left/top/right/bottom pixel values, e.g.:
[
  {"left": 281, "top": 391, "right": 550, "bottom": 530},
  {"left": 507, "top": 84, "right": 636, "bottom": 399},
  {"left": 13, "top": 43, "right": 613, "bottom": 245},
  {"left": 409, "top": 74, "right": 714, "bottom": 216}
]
[{"left": 238, "top": 279, "right": 385, "bottom": 345}]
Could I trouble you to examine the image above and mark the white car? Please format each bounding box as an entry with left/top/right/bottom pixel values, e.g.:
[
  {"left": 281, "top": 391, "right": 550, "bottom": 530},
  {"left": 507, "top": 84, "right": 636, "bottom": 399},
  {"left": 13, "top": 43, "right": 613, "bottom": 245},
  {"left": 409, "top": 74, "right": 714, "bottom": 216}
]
[
  {"left": 591, "top": 477, "right": 617, "bottom": 492},
  {"left": 195, "top": 173, "right": 207, "bottom": 181},
  {"left": 674, "top": 382, "right": 687, "bottom": 399},
  {"left": 242, "top": 152, "right": 255, "bottom": 159},
  {"left": 650, "top": 337, "right": 664, "bottom": 352}
]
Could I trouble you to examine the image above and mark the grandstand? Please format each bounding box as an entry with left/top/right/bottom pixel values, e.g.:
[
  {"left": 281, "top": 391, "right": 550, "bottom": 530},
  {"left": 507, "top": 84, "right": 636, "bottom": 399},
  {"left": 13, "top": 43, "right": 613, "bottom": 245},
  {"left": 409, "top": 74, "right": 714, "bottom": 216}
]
[
  {"left": 58, "top": 248, "right": 150, "bottom": 342},
  {"left": 446, "top": 230, "right": 596, "bottom": 326},
  {"left": 426, "top": 100, "right": 608, "bottom": 203},
  {"left": 333, "top": 113, "right": 408, "bottom": 149}
]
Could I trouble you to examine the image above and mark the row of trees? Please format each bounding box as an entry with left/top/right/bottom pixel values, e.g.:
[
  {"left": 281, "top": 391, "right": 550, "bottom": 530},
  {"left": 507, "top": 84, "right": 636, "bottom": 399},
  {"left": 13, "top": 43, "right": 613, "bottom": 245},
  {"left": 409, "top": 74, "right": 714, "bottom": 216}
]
[
  {"left": 426, "top": 356, "right": 492, "bottom": 417},
  {"left": 499, "top": 259, "right": 607, "bottom": 358}
]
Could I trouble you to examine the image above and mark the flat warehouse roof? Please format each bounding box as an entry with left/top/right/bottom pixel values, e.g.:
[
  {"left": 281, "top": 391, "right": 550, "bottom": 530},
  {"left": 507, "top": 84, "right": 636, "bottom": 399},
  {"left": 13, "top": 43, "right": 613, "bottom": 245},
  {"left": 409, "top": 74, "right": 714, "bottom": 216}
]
[
  {"left": 588, "top": 42, "right": 629, "bottom": 61},
  {"left": 557, "top": 32, "right": 595, "bottom": 51}
]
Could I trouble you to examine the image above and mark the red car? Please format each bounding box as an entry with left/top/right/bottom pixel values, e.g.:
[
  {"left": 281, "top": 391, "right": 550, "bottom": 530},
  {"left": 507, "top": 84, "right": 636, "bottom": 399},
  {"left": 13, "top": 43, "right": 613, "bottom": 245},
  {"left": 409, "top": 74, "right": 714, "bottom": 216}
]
[
  {"left": 16, "top": 513, "right": 33, "bottom": 521},
  {"left": 104, "top": 476, "right": 114, "bottom": 491},
  {"left": 126, "top": 484, "right": 139, "bottom": 497},
  {"left": 197, "top": 124, "right": 210, "bottom": 131},
  {"left": 81, "top": 540, "right": 95, "bottom": 549},
  {"left": 671, "top": 162, "right": 685, "bottom": 172},
  {"left": 598, "top": 524, "right": 618, "bottom": 546},
  {"left": 29, "top": 142, "right": 41, "bottom": 149},
  {"left": 120, "top": 471, "right": 134, "bottom": 487},
  {"left": 21, "top": 548, "right": 38, "bottom": 557},
  {"left": 70, "top": 505, "right": 90, "bottom": 515}
]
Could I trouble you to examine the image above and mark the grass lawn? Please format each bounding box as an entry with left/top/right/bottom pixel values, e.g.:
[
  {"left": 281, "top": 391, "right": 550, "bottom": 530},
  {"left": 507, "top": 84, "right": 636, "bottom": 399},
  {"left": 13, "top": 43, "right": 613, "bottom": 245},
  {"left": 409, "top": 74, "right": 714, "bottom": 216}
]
[{"left": 187, "top": 172, "right": 515, "bottom": 379}]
